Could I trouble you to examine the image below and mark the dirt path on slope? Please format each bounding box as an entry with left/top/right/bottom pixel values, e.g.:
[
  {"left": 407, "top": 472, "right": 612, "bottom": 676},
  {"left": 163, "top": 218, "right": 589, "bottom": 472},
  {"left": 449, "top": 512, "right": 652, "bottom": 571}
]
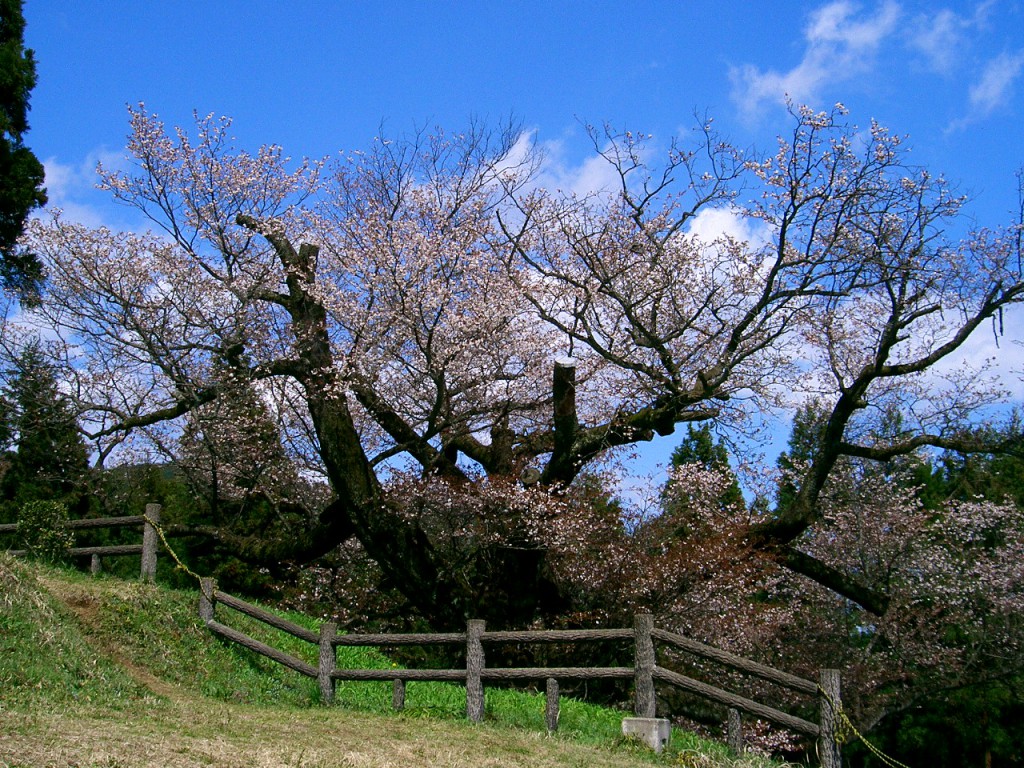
[{"left": 39, "top": 576, "right": 190, "bottom": 702}]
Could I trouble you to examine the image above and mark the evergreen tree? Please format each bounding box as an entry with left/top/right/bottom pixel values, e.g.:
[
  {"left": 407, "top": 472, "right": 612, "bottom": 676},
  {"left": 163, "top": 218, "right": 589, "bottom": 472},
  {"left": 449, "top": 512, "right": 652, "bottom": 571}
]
[
  {"left": 172, "top": 366, "right": 318, "bottom": 593},
  {"left": 0, "top": 0, "right": 46, "bottom": 299},
  {"left": 668, "top": 422, "right": 743, "bottom": 506},
  {"left": 774, "top": 400, "right": 829, "bottom": 512},
  {"left": 175, "top": 366, "right": 303, "bottom": 528},
  {"left": 660, "top": 424, "right": 745, "bottom": 539},
  {"left": 0, "top": 341, "right": 89, "bottom": 519},
  {"left": 936, "top": 427, "right": 1024, "bottom": 509},
  {"left": 775, "top": 400, "right": 944, "bottom": 512}
]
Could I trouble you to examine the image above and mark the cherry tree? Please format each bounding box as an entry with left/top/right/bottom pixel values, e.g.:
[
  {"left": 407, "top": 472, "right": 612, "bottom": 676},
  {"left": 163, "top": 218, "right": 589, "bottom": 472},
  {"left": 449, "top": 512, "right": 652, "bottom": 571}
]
[
  {"left": 625, "top": 453, "right": 1024, "bottom": 759},
  {"left": 13, "top": 103, "right": 1024, "bottom": 629}
]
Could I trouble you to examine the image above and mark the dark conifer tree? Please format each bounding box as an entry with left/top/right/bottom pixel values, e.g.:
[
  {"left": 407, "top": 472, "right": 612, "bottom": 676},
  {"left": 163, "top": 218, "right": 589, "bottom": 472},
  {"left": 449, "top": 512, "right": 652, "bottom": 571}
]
[
  {"left": 0, "top": 0, "right": 46, "bottom": 299},
  {"left": 659, "top": 423, "right": 745, "bottom": 541},
  {"left": 0, "top": 341, "right": 89, "bottom": 518}
]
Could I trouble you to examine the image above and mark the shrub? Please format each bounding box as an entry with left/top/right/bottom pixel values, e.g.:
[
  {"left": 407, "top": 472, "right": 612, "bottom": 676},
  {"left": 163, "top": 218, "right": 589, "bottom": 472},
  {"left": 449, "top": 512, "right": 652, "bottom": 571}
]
[{"left": 17, "top": 499, "right": 73, "bottom": 563}]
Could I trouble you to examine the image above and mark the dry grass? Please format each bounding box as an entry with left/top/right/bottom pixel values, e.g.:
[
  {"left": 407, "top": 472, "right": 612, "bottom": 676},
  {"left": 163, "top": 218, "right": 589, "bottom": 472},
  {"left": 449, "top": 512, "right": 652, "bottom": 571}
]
[{"left": 1, "top": 696, "right": 666, "bottom": 768}]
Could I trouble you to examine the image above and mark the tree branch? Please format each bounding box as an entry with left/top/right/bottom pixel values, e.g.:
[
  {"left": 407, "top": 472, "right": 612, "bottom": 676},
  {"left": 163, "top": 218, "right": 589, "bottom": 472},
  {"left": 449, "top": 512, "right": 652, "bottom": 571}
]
[{"left": 781, "top": 546, "right": 890, "bottom": 615}]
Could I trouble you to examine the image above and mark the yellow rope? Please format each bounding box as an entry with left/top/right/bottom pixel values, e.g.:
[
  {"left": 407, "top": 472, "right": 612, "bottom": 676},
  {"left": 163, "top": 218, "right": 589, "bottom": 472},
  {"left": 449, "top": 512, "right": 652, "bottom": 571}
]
[
  {"left": 142, "top": 513, "right": 213, "bottom": 601},
  {"left": 819, "top": 685, "right": 913, "bottom": 768}
]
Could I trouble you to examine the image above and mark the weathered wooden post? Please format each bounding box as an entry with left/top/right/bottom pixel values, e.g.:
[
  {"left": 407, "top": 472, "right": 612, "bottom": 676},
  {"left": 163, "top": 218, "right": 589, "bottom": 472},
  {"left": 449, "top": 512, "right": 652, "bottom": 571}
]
[
  {"left": 140, "top": 503, "right": 161, "bottom": 583},
  {"left": 545, "top": 677, "right": 560, "bottom": 733},
  {"left": 818, "top": 669, "right": 842, "bottom": 768},
  {"left": 198, "top": 577, "right": 216, "bottom": 623},
  {"left": 318, "top": 621, "right": 337, "bottom": 705},
  {"left": 393, "top": 679, "right": 406, "bottom": 711},
  {"left": 90, "top": 553, "right": 102, "bottom": 576},
  {"left": 727, "top": 708, "right": 744, "bottom": 755},
  {"left": 633, "top": 613, "right": 656, "bottom": 717},
  {"left": 466, "top": 619, "right": 485, "bottom": 722}
]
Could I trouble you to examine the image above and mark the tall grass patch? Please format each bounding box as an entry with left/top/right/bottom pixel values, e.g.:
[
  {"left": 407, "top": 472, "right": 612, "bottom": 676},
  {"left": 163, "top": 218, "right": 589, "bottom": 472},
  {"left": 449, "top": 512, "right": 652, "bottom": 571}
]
[{"left": 0, "top": 553, "right": 151, "bottom": 710}]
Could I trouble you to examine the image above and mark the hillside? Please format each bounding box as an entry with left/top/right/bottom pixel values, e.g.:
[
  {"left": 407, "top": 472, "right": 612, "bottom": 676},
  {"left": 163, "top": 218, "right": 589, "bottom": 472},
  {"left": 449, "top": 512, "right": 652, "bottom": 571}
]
[{"left": 0, "top": 554, "right": 785, "bottom": 768}]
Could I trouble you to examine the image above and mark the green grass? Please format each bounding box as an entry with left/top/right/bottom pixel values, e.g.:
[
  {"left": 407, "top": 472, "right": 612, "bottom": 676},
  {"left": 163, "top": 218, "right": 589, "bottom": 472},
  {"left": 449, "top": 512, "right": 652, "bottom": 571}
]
[
  {"left": 0, "top": 555, "right": 151, "bottom": 711},
  {"left": 0, "top": 553, "right": 787, "bottom": 768}
]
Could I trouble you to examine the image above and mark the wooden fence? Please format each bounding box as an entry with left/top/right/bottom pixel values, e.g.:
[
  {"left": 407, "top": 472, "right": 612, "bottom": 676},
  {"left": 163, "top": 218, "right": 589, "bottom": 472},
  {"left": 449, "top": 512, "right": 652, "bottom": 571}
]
[
  {"left": 0, "top": 503, "right": 162, "bottom": 582},
  {"left": 198, "top": 578, "right": 842, "bottom": 767}
]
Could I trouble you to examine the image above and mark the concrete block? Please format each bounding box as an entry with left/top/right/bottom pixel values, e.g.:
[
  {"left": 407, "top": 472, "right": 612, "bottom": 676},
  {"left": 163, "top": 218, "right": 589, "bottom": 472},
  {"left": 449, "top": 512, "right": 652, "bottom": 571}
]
[{"left": 622, "top": 717, "right": 671, "bottom": 753}]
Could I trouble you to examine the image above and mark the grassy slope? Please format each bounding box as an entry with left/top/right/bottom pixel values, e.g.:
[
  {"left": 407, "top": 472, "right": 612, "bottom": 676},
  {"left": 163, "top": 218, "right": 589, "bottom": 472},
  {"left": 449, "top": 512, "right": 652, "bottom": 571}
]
[{"left": 0, "top": 554, "right": 782, "bottom": 768}]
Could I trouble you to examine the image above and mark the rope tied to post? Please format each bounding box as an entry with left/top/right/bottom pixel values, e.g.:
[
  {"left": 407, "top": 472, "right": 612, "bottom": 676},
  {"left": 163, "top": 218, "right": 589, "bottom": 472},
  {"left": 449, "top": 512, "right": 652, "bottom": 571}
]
[
  {"left": 817, "top": 684, "right": 913, "bottom": 768},
  {"left": 142, "top": 512, "right": 213, "bottom": 603}
]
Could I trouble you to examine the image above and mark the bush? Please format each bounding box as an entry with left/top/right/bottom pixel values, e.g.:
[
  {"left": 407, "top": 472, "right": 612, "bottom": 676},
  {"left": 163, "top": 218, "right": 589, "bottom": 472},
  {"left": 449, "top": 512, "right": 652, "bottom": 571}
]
[{"left": 17, "top": 499, "right": 73, "bottom": 563}]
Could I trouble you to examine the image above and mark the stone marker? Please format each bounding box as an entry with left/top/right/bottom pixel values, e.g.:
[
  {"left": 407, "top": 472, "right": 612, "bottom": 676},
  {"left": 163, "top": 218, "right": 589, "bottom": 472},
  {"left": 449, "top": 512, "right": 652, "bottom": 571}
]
[{"left": 621, "top": 717, "right": 671, "bottom": 753}]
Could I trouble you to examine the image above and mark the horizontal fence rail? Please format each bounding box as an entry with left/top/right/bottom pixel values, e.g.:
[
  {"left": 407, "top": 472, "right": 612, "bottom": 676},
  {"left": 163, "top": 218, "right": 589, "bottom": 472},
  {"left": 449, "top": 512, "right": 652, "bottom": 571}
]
[
  {"left": 330, "top": 631, "right": 465, "bottom": 646},
  {"left": 651, "top": 627, "right": 819, "bottom": 695},
  {"left": 483, "top": 628, "right": 635, "bottom": 643},
  {"left": 653, "top": 666, "right": 820, "bottom": 737},
  {"left": 0, "top": 515, "right": 148, "bottom": 532},
  {"left": 481, "top": 667, "right": 635, "bottom": 680},
  {"left": 197, "top": 577, "right": 842, "bottom": 766},
  {"left": 1, "top": 504, "right": 162, "bottom": 582}
]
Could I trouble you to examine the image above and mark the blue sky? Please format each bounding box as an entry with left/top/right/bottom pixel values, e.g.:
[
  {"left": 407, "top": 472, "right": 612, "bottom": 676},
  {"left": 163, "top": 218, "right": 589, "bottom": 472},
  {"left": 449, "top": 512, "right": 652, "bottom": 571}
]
[
  {"left": 18, "top": 0, "right": 1024, "bottom": 487},
  {"left": 25, "top": 1, "right": 1024, "bottom": 230}
]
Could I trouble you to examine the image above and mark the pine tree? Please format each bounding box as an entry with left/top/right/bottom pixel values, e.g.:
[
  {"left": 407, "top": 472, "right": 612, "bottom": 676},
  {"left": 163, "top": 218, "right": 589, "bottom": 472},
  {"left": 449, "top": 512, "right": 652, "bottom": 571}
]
[
  {"left": 0, "top": 0, "right": 47, "bottom": 299},
  {"left": 660, "top": 424, "right": 745, "bottom": 539},
  {"left": 668, "top": 423, "right": 743, "bottom": 506},
  {"left": 0, "top": 341, "right": 89, "bottom": 519},
  {"left": 175, "top": 366, "right": 302, "bottom": 528},
  {"left": 774, "top": 400, "right": 829, "bottom": 513}
]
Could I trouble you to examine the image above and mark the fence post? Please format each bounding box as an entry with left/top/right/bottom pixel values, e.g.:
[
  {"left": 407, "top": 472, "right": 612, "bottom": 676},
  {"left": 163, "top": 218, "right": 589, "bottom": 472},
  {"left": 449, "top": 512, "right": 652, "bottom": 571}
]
[
  {"left": 393, "top": 679, "right": 406, "bottom": 711},
  {"left": 141, "top": 503, "right": 161, "bottom": 583},
  {"left": 545, "top": 677, "right": 560, "bottom": 733},
  {"left": 818, "top": 669, "right": 842, "bottom": 768},
  {"left": 633, "top": 613, "right": 656, "bottom": 717},
  {"left": 199, "top": 577, "right": 216, "bottom": 623},
  {"left": 90, "top": 553, "right": 102, "bottom": 576},
  {"left": 727, "top": 707, "right": 744, "bottom": 755},
  {"left": 466, "top": 619, "right": 485, "bottom": 722},
  {"left": 318, "top": 622, "right": 337, "bottom": 705}
]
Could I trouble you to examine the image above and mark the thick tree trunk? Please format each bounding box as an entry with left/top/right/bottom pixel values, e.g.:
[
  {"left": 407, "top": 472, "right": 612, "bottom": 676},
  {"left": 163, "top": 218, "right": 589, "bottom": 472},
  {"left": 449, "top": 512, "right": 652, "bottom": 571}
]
[{"left": 234, "top": 216, "right": 564, "bottom": 630}]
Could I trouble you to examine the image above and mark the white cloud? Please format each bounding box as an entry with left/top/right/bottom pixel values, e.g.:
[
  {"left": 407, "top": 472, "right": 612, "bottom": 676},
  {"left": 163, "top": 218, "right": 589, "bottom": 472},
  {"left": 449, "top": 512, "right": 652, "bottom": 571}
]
[
  {"left": 907, "top": 1, "right": 995, "bottom": 73},
  {"left": 685, "top": 206, "right": 770, "bottom": 251},
  {"left": 806, "top": 0, "right": 899, "bottom": 47},
  {"left": 908, "top": 9, "right": 967, "bottom": 72},
  {"left": 41, "top": 149, "right": 128, "bottom": 229},
  {"left": 730, "top": 0, "right": 901, "bottom": 117},
  {"left": 969, "top": 50, "right": 1024, "bottom": 114},
  {"left": 947, "top": 49, "right": 1024, "bottom": 132},
  {"left": 491, "top": 131, "right": 535, "bottom": 186},
  {"left": 492, "top": 129, "right": 630, "bottom": 202},
  {"left": 928, "top": 307, "right": 1024, "bottom": 406},
  {"left": 531, "top": 137, "right": 631, "bottom": 199}
]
